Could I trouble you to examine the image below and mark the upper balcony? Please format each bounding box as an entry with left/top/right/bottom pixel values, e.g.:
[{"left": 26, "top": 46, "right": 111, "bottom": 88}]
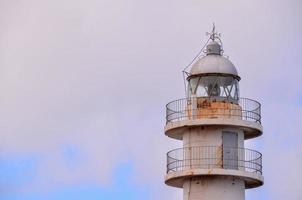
[
  {"left": 165, "top": 146, "right": 263, "bottom": 189},
  {"left": 165, "top": 97, "right": 263, "bottom": 139}
]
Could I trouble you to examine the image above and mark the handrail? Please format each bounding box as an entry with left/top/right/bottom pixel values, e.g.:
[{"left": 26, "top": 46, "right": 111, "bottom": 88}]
[
  {"left": 167, "top": 146, "right": 262, "bottom": 174},
  {"left": 166, "top": 97, "right": 261, "bottom": 124}
]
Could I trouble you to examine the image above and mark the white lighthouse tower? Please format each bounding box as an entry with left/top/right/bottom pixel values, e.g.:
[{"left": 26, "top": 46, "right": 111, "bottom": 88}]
[{"left": 164, "top": 26, "right": 263, "bottom": 200}]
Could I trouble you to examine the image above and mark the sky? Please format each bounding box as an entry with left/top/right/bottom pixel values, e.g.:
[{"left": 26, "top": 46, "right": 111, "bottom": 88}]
[{"left": 0, "top": 0, "right": 301, "bottom": 199}]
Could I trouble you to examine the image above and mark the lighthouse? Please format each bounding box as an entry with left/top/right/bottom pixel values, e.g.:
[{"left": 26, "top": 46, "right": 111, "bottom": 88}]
[{"left": 164, "top": 26, "right": 263, "bottom": 200}]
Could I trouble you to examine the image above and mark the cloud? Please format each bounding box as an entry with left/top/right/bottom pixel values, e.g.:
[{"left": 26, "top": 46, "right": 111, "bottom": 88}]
[{"left": 1, "top": 161, "right": 151, "bottom": 200}]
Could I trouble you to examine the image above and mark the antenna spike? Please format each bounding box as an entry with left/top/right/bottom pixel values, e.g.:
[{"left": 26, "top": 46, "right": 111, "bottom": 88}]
[{"left": 207, "top": 23, "right": 221, "bottom": 42}]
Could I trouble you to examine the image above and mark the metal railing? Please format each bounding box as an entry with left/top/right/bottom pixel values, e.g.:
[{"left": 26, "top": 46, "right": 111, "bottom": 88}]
[
  {"left": 166, "top": 97, "right": 261, "bottom": 124},
  {"left": 167, "top": 146, "right": 262, "bottom": 174}
]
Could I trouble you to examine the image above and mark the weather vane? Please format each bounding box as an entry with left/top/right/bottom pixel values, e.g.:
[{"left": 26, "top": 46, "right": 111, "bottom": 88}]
[{"left": 206, "top": 23, "right": 221, "bottom": 41}]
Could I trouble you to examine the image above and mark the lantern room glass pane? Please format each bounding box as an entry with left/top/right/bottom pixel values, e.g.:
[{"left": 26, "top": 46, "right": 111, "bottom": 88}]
[{"left": 187, "top": 75, "right": 239, "bottom": 102}]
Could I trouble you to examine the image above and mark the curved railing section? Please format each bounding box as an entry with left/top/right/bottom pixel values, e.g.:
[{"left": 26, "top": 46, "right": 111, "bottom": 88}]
[
  {"left": 166, "top": 97, "right": 261, "bottom": 124},
  {"left": 167, "top": 146, "right": 262, "bottom": 175}
]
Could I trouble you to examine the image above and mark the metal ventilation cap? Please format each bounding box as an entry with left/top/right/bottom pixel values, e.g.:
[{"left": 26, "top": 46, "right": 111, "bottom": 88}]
[
  {"left": 206, "top": 41, "right": 222, "bottom": 55},
  {"left": 205, "top": 23, "right": 223, "bottom": 55}
]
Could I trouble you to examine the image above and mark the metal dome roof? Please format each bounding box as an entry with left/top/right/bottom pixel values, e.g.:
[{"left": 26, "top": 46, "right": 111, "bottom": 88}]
[
  {"left": 190, "top": 54, "right": 239, "bottom": 77},
  {"left": 187, "top": 24, "right": 240, "bottom": 79}
]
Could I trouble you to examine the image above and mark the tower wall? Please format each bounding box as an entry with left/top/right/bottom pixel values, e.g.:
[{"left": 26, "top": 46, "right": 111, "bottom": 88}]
[
  {"left": 183, "top": 126, "right": 244, "bottom": 148},
  {"left": 183, "top": 176, "right": 245, "bottom": 200}
]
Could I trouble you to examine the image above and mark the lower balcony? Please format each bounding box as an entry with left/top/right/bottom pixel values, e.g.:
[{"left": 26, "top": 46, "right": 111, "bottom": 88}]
[{"left": 165, "top": 146, "right": 263, "bottom": 189}]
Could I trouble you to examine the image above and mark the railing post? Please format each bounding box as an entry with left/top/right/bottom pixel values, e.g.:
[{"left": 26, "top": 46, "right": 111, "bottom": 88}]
[{"left": 191, "top": 96, "right": 197, "bottom": 120}]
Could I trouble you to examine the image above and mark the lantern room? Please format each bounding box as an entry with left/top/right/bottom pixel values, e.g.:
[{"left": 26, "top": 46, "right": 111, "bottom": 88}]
[{"left": 186, "top": 41, "right": 240, "bottom": 103}]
